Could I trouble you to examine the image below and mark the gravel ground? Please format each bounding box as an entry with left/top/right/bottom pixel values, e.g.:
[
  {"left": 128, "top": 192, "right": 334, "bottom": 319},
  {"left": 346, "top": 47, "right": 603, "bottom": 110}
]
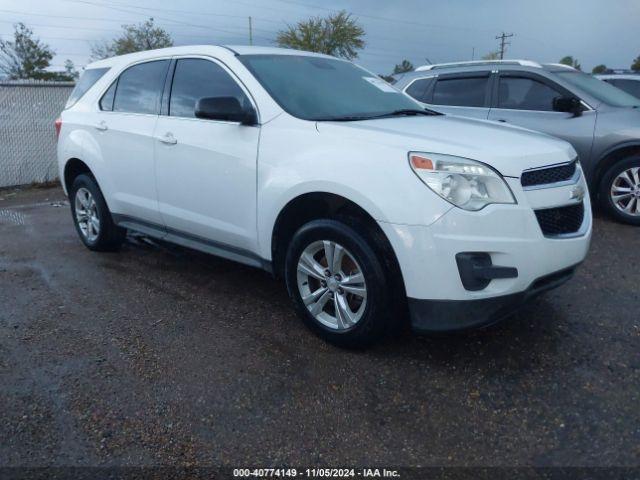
[{"left": 0, "top": 186, "right": 638, "bottom": 475}]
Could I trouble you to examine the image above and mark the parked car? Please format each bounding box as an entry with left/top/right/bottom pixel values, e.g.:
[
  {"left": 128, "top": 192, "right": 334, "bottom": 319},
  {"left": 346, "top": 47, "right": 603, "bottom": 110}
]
[
  {"left": 56, "top": 47, "right": 591, "bottom": 347},
  {"left": 596, "top": 74, "right": 640, "bottom": 100},
  {"left": 394, "top": 60, "right": 640, "bottom": 225}
]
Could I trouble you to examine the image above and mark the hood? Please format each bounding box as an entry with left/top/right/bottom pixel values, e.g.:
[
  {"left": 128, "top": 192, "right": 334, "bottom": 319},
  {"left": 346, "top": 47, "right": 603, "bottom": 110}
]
[{"left": 316, "top": 115, "right": 577, "bottom": 178}]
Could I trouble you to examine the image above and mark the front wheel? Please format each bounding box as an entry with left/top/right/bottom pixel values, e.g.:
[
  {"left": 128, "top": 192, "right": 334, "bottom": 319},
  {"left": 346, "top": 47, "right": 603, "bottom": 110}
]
[
  {"left": 599, "top": 156, "right": 640, "bottom": 225},
  {"left": 284, "top": 218, "right": 401, "bottom": 348}
]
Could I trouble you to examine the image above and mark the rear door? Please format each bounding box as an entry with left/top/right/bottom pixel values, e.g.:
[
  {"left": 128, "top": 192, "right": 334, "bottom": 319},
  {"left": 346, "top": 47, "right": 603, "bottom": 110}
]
[
  {"left": 95, "top": 59, "right": 170, "bottom": 224},
  {"left": 487, "top": 71, "right": 596, "bottom": 162},
  {"left": 419, "top": 72, "right": 492, "bottom": 119}
]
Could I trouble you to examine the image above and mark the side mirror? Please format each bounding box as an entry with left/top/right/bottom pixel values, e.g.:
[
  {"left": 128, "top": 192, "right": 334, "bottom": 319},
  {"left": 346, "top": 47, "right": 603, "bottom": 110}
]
[
  {"left": 195, "top": 97, "right": 258, "bottom": 125},
  {"left": 553, "top": 96, "right": 583, "bottom": 117}
]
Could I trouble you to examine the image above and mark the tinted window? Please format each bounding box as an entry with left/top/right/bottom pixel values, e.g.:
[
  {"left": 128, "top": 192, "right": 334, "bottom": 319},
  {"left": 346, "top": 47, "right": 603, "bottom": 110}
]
[
  {"left": 432, "top": 76, "right": 488, "bottom": 107},
  {"left": 170, "top": 59, "right": 249, "bottom": 118},
  {"left": 239, "top": 55, "right": 420, "bottom": 121},
  {"left": 557, "top": 71, "right": 640, "bottom": 107},
  {"left": 99, "top": 81, "right": 117, "bottom": 111},
  {"left": 610, "top": 79, "right": 640, "bottom": 100},
  {"left": 113, "top": 60, "right": 169, "bottom": 115},
  {"left": 405, "top": 78, "right": 432, "bottom": 103},
  {"left": 65, "top": 67, "right": 109, "bottom": 109},
  {"left": 497, "top": 77, "right": 561, "bottom": 111}
]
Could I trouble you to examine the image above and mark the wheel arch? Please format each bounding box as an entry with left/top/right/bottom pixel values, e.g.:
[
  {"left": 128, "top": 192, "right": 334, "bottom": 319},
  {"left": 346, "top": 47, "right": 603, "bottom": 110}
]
[
  {"left": 63, "top": 158, "right": 95, "bottom": 194},
  {"left": 270, "top": 191, "right": 406, "bottom": 300},
  {"left": 593, "top": 141, "right": 640, "bottom": 194}
]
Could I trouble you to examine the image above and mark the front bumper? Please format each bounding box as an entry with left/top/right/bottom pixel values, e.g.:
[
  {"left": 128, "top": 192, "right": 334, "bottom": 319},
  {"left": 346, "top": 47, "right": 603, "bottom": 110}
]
[
  {"left": 378, "top": 173, "right": 592, "bottom": 332},
  {"left": 407, "top": 264, "right": 578, "bottom": 332}
]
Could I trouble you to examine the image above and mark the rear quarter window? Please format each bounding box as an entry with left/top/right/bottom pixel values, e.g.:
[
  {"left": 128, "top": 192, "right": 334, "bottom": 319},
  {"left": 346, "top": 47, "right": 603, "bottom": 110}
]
[{"left": 65, "top": 67, "right": 109, "bottom": 109}]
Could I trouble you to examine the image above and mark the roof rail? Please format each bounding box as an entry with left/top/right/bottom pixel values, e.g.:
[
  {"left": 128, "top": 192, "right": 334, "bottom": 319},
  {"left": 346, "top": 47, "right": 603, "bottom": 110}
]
[
  {"left": 415, "top": 59, "right": 542, "bottom": 72},
  {"left": 544, "top": 63, "right": 577, "bottom": 71}
]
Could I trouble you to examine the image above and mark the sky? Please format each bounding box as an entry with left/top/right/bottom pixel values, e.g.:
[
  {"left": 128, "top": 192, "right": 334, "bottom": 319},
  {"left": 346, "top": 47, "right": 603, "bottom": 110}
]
[{"left": 1, "top": 0, "right": 639, "bottom": 75}]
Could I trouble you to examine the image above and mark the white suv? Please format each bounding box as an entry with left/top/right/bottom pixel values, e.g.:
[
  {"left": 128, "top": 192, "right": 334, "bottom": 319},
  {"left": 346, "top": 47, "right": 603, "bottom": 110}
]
[{"left": 57, "top": 46, "right": 592, "bottom": 347}]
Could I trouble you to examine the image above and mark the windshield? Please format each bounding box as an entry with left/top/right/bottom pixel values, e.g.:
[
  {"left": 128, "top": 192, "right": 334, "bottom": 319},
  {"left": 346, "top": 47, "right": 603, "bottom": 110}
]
[
  {"left": 239, "top": 54, "right": 423, "bottom": 120},
  {"left": 556, "top": 71, "right": 640, "bottom": 107}
]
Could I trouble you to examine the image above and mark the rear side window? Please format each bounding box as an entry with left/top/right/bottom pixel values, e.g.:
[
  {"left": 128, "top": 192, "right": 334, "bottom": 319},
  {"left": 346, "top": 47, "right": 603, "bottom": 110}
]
[
  {"left": 169, "top": 58, "right": 250, "bottom": 118},
  {"left": 65, "top": 67, "right": 109, "bottom": 109},
  {"left": 432, "top": 76, "right": 488, "bottom": 107},
  {"left": 113, "top": 60, "right": 170, "bottom": 115},
  {"left": 497, "top": 76, "right": 561, "bottom": 111},
  {"left": 405, "top": 78, "right": 433, "bottom": 103},
  {"left": 610, "top": 79, "right": 640, "bottom": 100}
]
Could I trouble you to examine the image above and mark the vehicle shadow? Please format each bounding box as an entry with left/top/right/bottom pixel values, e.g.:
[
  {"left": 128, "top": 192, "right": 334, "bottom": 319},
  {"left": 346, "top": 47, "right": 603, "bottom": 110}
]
[{"left": 120, "top": 232, "right": 571, "bottom": 376}]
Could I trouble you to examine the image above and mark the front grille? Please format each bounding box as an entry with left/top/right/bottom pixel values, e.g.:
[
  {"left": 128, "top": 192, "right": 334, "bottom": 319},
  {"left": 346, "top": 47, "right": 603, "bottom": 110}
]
[
  {"left": 535, "top": 202, "right": 584, "bottom": 236},
  {"left": 521, "top": 161, "right": 577, "bottom": 188}
]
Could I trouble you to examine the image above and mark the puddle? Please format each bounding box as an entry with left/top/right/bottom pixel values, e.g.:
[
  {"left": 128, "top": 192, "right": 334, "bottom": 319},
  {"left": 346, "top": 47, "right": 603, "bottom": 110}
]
[{"left": 0, "top": 209, "right": 26, "bottom": 226}]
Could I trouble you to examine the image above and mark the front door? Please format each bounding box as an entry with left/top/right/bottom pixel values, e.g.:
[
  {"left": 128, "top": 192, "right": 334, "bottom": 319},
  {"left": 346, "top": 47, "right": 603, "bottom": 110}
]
[
  {"left": 154, "top": 57, "right": 260, "bottom": 254},
  {"left": 487, "top": 71, "right": 596, "bottom": 164}
]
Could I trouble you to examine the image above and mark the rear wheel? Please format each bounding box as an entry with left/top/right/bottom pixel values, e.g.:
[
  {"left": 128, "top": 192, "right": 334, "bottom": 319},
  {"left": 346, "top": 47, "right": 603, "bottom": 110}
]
[
  {"left": 69, "top": 174, "right": 126, "bottom": 251},
  {"left": 599, "top": 155, "right": 640, "bottom": 226},
  {"left": 284, "top": 218, "right": 401, "bottom": 348}
]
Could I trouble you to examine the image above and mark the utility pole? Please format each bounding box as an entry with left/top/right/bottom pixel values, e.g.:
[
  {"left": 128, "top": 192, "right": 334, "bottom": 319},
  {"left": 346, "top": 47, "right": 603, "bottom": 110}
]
[
  {"left": 495, "top": 32, "right": 513, "bottom": 60},
  {"left": 248, "top": 16, "right": 253, "bottom": 45},
  {"left": 471, "top": 47, "right": 475, "bottom": 61}
]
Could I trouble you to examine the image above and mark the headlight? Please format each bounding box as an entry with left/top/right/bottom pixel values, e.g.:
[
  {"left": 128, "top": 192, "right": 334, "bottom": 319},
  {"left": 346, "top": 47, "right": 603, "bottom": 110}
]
[{"left": 409, "top": 152, "right": 516, "bottom": 211}]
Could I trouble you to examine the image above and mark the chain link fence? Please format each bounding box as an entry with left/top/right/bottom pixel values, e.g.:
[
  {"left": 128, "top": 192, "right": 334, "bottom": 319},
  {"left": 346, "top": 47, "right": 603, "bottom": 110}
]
[{"left": 0, "top": 80, "right": 74, "bottom": 188}]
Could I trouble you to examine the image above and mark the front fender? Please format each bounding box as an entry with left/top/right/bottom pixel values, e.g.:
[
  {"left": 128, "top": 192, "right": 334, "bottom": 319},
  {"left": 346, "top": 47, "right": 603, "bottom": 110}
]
[{"left": 255, "top": 117, "right": 452, "bottom": 260}]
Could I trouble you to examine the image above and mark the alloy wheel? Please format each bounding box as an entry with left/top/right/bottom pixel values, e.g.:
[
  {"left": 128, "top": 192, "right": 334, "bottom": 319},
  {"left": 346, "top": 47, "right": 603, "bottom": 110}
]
[
  {"left": 296, "top": 240, "right": 367, "bottom": 330},
  {"left": 611, "top": 167, "right": 640, "bottom": 216},
  {"left": 74, "top": 187, "right": 100, "bottom": 242}
]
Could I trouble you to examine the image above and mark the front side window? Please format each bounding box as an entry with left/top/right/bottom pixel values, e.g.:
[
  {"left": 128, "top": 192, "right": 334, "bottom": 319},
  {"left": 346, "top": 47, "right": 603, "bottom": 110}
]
[
  {"left": 556, "top": 71, "right": 640, "bottom": 107},
  {"left": 432, "top": 76, "right": 489, "bottom": 107},
  {"left": 497, "top": 76, "right": 561, "bottom": 111},
  {"left": 170, "top": 58, "right": 250, "bottom": 118},
  {"left": 609, "top": 79, "right": 640, "bottom": 100},
  {"left": 65, "top": 67, "right": 109, "bottom": 109},
  {"left": 112, "top": 60, "right": 169, "bottom": 115},
  {"left": 238, "top": 54, "right": 421, "bottom": 121}
]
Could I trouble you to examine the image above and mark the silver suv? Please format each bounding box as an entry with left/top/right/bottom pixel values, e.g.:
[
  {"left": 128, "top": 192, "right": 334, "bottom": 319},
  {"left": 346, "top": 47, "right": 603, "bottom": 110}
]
[{"left": 394, "top": 60, "right": 640, "bottom": 225}]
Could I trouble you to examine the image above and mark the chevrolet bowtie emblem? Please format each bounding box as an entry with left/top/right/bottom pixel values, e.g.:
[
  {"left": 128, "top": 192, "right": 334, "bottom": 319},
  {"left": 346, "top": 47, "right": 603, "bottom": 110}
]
[{"left": 570, "top": 185, "right": 585, "bottom": 202}]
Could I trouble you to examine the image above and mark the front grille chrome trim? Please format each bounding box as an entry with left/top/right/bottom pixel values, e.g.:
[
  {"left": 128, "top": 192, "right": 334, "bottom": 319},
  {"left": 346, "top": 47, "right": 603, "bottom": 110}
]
[{"left": 521, "top": 159, "right": 581, "bottom": 191}]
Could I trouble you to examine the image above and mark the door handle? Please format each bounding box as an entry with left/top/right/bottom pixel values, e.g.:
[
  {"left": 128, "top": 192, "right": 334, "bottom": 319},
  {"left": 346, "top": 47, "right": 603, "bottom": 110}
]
[
  {"left": 94, "top": 121, "right": 108, "bottom": 131},
  {"left": 158, "top": 132, "right": 177, "bottom": 145},
  {"left": 497, "top": 119, "right": 507, "bottom": 123}
]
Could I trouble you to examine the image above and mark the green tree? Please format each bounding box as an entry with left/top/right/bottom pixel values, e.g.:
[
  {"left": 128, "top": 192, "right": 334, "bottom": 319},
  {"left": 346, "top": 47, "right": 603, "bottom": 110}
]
[
  {"left": 632, "top": 55, "right": 640, "bottom": 72},
  {"left": 91, "top": 18, "right": 173, "bottom": 60},
  {"left": 592, "top": 64, "right": 608, "bottom": 74},
  {"left": 559, "top": 55, "right": 581, "bottom": 70},
  {"left": 0, "top": 23, "right": 55, "bottom": 79},
  {"left": 393, "top": 59, "right": 414, "bottom": 75},
  {"left": 276, "top": 10, "right": 365, "bottom": 60},
  {"left": 481, "top": 51, "right": 500, "bottom": 60}
]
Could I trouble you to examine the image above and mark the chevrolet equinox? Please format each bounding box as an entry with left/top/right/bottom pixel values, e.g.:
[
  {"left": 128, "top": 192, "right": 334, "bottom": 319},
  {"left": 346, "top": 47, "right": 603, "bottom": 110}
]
[{"left": 56, "top": 46, "right": 592, "bottom": 347}]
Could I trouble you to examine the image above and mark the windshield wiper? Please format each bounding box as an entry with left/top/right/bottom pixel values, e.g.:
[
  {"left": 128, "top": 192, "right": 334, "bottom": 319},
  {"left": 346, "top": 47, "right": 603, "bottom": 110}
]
[
  {"left": 316, "top": 108, "right": 441, "bottom": 122},
  {"left": 315, "top": 115, "right": 377, "bottom": 122},
  {"left": 383, "top": 108, "right": 441, "bottom": 117}
]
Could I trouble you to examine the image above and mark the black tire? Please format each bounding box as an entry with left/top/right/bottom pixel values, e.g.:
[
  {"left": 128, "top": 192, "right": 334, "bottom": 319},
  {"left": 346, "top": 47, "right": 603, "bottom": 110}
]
[
  {"left": 69, "top": 174, "right": 126, "bottom": 251},
  {"left": 598, "top": 155, "right": 640, "bottom": 226},
  {"left": 284, "top": 217, "right": 403, "bottom": 348}
]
